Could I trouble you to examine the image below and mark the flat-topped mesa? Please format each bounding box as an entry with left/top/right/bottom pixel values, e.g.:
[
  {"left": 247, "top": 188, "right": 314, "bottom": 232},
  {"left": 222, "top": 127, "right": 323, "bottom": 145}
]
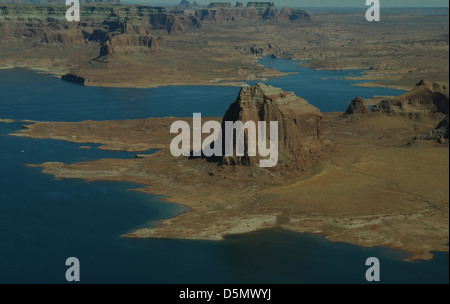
[
  {"left": 217, "top": 83, "right": 324, "bottom": 168},
  {"left": 373, "top": 79, "right": 449, "bottom": 119}
]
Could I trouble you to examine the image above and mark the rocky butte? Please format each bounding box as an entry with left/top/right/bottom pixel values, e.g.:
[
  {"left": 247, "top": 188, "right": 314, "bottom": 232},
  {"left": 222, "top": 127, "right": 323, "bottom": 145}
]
[
  {"left": 217, "top": 83, "right": 324, "bottom": 168},
  {"left": 170, "top": 83, "right": 324, "bottom": 169}
]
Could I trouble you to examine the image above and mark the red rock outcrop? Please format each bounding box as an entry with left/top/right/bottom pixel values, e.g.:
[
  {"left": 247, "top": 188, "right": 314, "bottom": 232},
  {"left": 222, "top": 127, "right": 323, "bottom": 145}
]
[{"left": 217, "top": 83, "right": 323, "bottom": 167}]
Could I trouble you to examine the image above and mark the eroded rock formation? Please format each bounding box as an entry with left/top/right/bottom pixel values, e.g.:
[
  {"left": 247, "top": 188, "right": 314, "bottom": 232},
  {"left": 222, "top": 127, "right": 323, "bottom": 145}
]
[
  {"left": 217, "top": 83, "right": 324, "bottom": 167},
  {"left": 344, "top": 97, "right": 370, "bottom": 116},
  {"left": 372, "top": 79, "right": 449, "bottom": 119},
  {"left": 0, "top": 4, "right": 200, "bottom": 62}
]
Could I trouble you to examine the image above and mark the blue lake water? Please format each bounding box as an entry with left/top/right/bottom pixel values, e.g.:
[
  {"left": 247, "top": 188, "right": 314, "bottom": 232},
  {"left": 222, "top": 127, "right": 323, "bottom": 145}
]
[{"left": 0, "top": 58, "right": 448, "bottom": 283}]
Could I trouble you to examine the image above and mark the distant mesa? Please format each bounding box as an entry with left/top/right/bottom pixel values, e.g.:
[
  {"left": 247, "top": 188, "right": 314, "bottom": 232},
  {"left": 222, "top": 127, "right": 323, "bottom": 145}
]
[
  {"left": 215, "top": 83, "right": 324, "bottom": 168},
  {"left": 61, "top": 73, "right": 86, "bottom": 85}
]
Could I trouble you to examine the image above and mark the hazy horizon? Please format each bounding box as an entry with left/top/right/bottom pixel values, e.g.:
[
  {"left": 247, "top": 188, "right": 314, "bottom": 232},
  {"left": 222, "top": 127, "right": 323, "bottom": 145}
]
[{"left": 121, "top": 0, "right": 449, "bottom": 8}]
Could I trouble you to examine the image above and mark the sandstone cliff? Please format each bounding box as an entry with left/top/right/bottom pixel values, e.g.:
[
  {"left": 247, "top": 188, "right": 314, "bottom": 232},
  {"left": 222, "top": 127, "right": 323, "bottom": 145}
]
[
  {"left": 216, "top": 83, "right": 323, "bottom": 168},
  {"left": 0, "top": 3, "right": 309, "bottom": 54},
  {"left": 0, "top": 4, "right": 200, "bottom": 63}
]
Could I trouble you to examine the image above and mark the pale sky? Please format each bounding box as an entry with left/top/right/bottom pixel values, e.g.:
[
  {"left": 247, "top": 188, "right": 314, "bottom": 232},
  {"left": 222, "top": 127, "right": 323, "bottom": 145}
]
[{"left": 121, "top": 0, "right": 449, "bottom": 7}]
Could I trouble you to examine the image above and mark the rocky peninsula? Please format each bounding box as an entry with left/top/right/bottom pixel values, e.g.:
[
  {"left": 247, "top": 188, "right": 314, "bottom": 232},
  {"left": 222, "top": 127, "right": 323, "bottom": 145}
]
[{"left": 10, "top": 82, "right": 449, "bottom": 261}]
